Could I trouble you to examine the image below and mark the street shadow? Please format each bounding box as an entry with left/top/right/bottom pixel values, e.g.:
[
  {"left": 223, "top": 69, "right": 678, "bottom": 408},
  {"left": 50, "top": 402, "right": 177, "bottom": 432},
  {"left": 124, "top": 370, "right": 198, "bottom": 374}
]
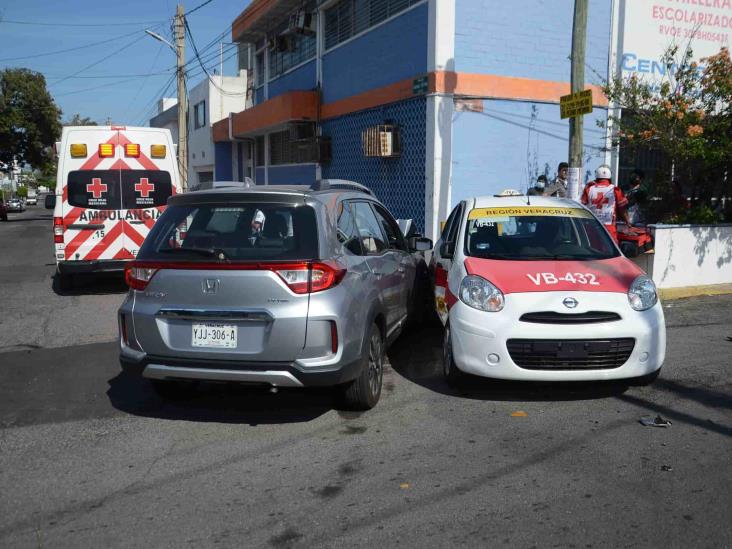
[
  {"left": 107, "top": 372, "right": 334, "bottom": 425},
  {"left": 51, "top": 271, "right": 128, "bottom": 296},
  {"left": 1, "top": 211, "right": 52, "bottom": 223},
  {"left": 390, "top": 319, "right": 630, "bottom": 402}
]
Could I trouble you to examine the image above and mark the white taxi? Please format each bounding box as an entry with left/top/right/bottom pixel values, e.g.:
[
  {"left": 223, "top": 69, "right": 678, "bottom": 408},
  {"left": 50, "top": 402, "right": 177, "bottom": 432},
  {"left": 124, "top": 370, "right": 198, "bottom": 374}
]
[{"left": 432, "top": 194, "right": 665, "bottom": 385}]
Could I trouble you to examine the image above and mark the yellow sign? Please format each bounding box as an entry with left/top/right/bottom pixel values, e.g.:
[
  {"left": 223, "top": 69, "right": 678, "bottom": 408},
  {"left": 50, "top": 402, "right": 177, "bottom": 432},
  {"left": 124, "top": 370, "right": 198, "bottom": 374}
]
[
  {"left": 468, "top": 206, "right": 593, "bottom": 219},
  {"left": 560, "top": 89, "right": 593, "bottom": 119}
]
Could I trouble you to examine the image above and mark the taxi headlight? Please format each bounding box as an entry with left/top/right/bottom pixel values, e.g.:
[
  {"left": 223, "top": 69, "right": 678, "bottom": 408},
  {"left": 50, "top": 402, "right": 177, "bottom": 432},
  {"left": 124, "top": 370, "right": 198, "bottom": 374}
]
[
  {"left": 459, "top": 275, "right": 504, "bottom": 312},
  {"left": 628, "top": 275, "right": 658, "bottom": 311}
]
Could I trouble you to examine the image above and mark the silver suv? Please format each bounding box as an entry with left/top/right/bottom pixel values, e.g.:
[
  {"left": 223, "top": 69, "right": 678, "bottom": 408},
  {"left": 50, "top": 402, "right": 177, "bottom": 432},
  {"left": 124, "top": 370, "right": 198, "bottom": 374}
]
[{"left": 118, "top": 180, "right": 432, "bottom": 410}]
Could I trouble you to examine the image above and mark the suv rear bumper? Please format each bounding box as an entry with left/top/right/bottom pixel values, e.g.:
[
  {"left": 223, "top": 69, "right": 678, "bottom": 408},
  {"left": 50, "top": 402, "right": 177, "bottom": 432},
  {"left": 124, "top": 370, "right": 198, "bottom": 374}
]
[
  {"left": 58, "top": 259, "right": 128, "bottom": 274},
  {"left": 120, "top": 351, "right": 363, "bottom": 388}
]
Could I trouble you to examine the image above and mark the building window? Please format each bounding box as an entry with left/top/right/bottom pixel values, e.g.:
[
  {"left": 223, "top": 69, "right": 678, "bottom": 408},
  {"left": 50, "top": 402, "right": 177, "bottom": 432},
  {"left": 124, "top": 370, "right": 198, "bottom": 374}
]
[
  {"left": 324, "top": 0, "right": 422, "bottom": 50},
  {"left": 255, "top": 51, "right": 265, "bottom": 88},
  {"left": 269, "top": 130, "right": 317, "bottom": 165},
  {"left": 193, "top": 101, "right": 206, "bottom": 129},
  {"left": 255, "top": 135, "right": 265, "bottom": 167},
  {"left": 268, "top": 31, "right": 316, "bottom": 80}
]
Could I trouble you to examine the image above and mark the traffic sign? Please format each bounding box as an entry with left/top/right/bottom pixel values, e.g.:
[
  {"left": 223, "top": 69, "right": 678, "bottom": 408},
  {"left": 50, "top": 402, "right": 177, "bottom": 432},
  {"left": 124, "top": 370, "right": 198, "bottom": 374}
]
[{"left": 560, "top": 89, "right": 593, "bottom": 119}]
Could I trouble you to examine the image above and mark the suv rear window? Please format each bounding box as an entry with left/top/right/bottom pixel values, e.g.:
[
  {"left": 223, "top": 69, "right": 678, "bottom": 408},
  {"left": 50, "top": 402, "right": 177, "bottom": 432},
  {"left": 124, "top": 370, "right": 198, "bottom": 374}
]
[{"left": 138, "top": 203, "right": 318, "bottom": 261}]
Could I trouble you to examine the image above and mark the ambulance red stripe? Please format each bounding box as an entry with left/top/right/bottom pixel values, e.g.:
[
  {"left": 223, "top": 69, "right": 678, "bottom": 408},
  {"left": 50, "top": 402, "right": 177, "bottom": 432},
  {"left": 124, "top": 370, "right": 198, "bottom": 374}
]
[{"left": 83, "top": 222, "right": 124, "bottom": 261}]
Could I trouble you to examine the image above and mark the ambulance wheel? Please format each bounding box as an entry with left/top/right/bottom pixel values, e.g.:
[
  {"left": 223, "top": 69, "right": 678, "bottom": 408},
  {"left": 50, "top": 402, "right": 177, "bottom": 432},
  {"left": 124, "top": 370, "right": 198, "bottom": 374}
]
[
  {"left": 443, "top": 324, "right": 466, "bottom": 388},
  {"left": 151, "top": 379, "right": 199, "bottom": 400},
  {"left": 628, "top": 368, "right": 661, "bottom": 387}
]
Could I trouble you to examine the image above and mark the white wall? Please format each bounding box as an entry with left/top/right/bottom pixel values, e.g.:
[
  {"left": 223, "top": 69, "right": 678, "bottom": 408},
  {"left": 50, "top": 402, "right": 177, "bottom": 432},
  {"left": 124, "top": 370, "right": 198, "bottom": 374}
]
[
  {"left": 644, "top": 224, "right": 732, "bottom": 289},
  {"left": 188, "top": 73, "right": 247, "bottom": 185}
]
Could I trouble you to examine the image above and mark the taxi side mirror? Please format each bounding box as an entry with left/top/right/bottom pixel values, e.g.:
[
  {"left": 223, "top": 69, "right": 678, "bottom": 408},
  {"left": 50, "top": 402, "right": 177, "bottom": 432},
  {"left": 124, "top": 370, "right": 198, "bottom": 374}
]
[{"left": 44, "top": 194, "right": 56, "bottom": 209}]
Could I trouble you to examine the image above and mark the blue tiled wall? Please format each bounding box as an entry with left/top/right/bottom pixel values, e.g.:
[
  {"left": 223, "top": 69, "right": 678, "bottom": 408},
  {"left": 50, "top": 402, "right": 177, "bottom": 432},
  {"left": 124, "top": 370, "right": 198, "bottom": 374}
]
[
  {"left": 268, "top": 60, "right": 317, "bottom": 100},
  {"left": 321, "top": 3, "right": 428, "bottom": 104},
  {"left": 214, "top": 142, "right": 232, "bottom": 181},
  {"left": 321, "top": 97, "right": 427, "bottom": 231},
  {"left": 455, "top": 0, "right": 612, "bottom": 85},
  {"left": 450, "top": 99, "right": 608, "bottom": 206}
]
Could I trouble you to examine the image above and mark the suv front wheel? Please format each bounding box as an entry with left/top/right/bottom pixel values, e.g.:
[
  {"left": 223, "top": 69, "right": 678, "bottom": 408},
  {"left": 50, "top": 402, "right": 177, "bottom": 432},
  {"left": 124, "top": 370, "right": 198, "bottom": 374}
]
[{"left": 338, "top": 323, "right": 384, "bottom": 410}]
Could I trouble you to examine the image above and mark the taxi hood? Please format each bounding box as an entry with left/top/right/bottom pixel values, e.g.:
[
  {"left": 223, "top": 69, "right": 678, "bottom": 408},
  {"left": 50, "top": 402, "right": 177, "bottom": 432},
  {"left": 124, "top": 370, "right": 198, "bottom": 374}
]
[{"left": 463, "top": 256, "right": 644, "bottom": 294}]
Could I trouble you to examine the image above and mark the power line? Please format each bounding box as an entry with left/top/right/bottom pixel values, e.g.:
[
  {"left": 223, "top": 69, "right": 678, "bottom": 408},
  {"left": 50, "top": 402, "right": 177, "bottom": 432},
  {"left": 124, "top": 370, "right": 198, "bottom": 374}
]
[
  {"left": 51, "top": 32, "right": 156, "bottom": 86},
  {"left": 0, "top": 18, "right": 167, "bottom": 27},
  {"left": 186, "top": 20, "right": 245, "bottom": 96},
  {"left": 43, "top": 70, "right": 176, "bottom": 80},
  {"left": 0, "top": 28, "right": 152, "bottom": 62},
  {"left": 184, "top": 0, "right": 216, "bottom": 17},
  {"left": 54, "top": 76, "right": 154, "bottom": 97},
  {"left": 123, "top": 42, "right": 166, "bottom": 120}
]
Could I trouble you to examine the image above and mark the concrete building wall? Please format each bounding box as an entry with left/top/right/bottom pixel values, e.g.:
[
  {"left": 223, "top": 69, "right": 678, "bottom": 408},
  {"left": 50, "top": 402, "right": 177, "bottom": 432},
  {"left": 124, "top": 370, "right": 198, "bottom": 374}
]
[
  {"left": 321, "top": 2, "right": 429, "bottom": 103},
  {"left": 454, "top": 0, "right": 612, "bottom": 85},
  {"left": 450, "top": 100, "right": 609, "bottom": 206}
]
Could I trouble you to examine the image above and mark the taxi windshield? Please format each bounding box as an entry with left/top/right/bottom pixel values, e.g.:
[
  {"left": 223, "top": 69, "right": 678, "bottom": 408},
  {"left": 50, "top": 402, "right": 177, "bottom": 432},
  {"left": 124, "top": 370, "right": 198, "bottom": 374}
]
[{"left": 464, "top": 206, "right": 620, "bottom": 260}]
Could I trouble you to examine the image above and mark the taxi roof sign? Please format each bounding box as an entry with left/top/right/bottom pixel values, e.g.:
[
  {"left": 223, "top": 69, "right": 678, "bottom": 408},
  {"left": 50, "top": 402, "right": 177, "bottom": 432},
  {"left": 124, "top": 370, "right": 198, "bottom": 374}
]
[
  {"left": 494, "top": 189, "right": 523, "bottom": 197},
  {"left": 560, "top": 89, "right": 593, "bottom": 119}
]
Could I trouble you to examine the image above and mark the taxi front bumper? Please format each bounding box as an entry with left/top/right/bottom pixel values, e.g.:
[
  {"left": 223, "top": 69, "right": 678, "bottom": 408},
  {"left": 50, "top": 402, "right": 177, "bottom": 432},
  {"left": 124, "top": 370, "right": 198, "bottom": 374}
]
[{"left": 449, "top": 291, "right": 666, "bottom": 381}]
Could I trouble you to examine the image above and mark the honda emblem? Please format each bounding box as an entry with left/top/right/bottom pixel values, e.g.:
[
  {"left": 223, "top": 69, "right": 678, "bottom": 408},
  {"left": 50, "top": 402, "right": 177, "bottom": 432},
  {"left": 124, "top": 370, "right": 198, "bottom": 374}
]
[{"left": 202, "top": 278, "right": 220, "bottom": 294}]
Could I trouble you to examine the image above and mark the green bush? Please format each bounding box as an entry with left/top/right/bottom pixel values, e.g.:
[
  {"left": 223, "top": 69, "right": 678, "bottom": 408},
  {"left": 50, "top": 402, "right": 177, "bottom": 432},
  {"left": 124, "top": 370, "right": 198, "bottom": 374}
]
[{"left": 16, "top": 186, "right": 28, "bottom": 198}]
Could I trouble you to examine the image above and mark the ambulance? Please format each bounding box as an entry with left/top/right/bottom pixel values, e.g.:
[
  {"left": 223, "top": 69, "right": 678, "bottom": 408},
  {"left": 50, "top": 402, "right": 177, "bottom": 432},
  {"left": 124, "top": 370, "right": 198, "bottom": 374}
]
[
  {"left": 49, "top": 126, "right": 182, "bottom": 288},
  {"left": 433, "top": 194, "right": 666, "bottom": 386}
]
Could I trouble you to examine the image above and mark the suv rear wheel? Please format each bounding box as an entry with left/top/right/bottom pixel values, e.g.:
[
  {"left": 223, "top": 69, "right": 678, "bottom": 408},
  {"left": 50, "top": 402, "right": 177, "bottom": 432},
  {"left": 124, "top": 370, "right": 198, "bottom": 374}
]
[{"left": 339, "top": 323, "right": 384, "bottom": 410}]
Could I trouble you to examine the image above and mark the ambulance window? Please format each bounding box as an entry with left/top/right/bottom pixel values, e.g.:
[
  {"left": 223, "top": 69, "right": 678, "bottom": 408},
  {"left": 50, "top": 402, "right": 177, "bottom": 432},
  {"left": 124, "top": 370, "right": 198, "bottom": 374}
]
[
  {"left": 121, "top": 170, "right": 173, "bottom": 209},
  {"left": 67, "top": 170, "right": 121, "bottom": 210}
]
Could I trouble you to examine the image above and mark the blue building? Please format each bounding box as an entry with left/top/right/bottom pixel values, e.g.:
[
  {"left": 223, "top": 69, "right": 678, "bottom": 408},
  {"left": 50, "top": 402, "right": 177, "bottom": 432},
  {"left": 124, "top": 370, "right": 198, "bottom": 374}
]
[{"left": 213, "top": 0, "right": 614, "bottom": 239}]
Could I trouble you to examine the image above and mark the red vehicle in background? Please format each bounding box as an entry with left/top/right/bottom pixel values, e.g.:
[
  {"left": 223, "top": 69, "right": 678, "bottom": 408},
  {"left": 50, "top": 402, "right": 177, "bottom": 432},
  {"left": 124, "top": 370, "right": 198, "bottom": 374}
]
[{"left": 0, "top": 199, "right": 8, "bottom": 221}]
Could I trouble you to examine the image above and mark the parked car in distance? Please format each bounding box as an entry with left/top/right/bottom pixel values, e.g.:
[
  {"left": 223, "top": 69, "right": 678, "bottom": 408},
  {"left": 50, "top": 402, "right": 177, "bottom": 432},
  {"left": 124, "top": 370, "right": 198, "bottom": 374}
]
[
  {"left": 119, "top": 179, "right": 432, "bottom": 410},
  {"left": 25, "top": 191, "right": 37, "bottom": 206},
  {"left": 433, "top": 194, "right": 665, "bottom": 387},
  {"left": 6, "top": 198, "right": 25, "bottom": 212}
]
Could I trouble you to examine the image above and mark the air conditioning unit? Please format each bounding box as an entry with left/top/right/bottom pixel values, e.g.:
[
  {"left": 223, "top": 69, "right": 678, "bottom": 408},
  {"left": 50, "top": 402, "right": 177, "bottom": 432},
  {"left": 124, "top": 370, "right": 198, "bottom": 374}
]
[
  {"left": 362, "top": 124, "right": 401, "bottom": 158},
  {"left": 288, "top": 121, "right": 316, "bottom": 142},
  {"left": 286, "top": 12, "right": 316, "bottom": 36}
]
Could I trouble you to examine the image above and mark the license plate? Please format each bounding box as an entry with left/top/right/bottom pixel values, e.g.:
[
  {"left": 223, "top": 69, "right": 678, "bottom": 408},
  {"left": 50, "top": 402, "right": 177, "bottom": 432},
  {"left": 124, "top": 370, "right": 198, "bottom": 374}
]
[{"left": 192, "top": 323, "right": 237, "bottom": 348}]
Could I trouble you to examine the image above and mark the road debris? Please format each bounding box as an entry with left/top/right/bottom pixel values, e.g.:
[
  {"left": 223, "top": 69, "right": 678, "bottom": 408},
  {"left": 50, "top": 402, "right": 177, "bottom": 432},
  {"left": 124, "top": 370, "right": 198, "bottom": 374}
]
[{"left": 639, "top": 415, "right": 672, "bottom": 427}]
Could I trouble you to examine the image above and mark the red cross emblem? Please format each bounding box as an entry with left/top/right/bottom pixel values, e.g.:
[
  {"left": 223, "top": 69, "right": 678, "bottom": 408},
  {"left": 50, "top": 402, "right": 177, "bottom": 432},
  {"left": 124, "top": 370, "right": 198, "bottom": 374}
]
[
  {"left": 592, "top": 190, "right": 610, "bottom": 209},
  {"left": 135, "top": 177, "right": 155, "bottom": 198},
  {"left": 86, "top": 178, "right": 107, "bottom": 199}
]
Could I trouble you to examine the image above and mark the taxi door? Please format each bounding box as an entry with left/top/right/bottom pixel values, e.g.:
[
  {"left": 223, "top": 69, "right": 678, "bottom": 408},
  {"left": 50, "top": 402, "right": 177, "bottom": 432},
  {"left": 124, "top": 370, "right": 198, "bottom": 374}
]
[{"left": 433, "top": 201, "right": 466, "bottom": 325}]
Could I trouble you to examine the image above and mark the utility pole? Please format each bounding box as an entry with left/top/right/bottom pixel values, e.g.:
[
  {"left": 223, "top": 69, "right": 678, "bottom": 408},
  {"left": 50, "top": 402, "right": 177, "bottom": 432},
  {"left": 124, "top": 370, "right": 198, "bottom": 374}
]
[
  {"left": 175, "top": 4, "right": 188, "bottom": 191},
  {"left": 568, "top": 0, "right": 588, "bottom": 200}
]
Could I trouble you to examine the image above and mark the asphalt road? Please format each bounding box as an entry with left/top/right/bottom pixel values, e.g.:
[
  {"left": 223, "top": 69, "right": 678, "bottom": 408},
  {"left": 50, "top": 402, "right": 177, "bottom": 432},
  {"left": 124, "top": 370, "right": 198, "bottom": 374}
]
[{"left": 1, "top": 206, "right": 731, "bottom": 548}]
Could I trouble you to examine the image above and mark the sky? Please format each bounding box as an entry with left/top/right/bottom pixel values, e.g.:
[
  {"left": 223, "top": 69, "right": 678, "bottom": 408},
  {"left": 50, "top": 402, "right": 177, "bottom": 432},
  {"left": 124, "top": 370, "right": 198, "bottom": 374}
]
[{"left": 0, "top": 0, "right": 250, "bottom": 126}]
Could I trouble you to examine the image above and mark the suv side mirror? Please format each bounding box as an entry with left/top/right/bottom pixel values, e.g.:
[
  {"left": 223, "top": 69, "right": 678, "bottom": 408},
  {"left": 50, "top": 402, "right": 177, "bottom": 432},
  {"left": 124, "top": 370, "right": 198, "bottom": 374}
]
[
  {"left": 45, "top": 194, "right": 56, "bottom": 209},
  {"left": 439, "top": 241, "right": 454, "bottom": 259},
  {"left": 409, "top": 236, "right": 432, "bottom": 252}
]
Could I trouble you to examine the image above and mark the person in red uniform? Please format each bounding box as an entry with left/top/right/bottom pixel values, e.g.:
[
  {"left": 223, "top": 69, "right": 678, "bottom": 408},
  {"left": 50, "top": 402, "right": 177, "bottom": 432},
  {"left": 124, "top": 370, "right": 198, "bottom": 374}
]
[{"left": 581, "top": 164, "right": 631, "bottom": 242}]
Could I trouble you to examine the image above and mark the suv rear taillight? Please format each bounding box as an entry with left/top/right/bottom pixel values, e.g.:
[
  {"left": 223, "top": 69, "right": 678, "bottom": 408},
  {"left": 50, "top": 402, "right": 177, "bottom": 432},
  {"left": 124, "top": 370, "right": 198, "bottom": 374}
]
[
  {"left": 273, "top": 262, "right": 346, "bottom": 294},
  {"left": 123, "top": 261, "right": 346, "bottom": 294},
  {"left": 54, "top": 217, "right": 63, "bottom": 243},
  {"left": 125, "top": 264, "right": 159, "bottom": 290}
]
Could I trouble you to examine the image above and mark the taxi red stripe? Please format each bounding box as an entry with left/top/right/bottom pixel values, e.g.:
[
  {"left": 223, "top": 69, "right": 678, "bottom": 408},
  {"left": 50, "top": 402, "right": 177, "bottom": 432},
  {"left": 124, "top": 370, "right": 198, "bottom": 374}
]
[{"left": 83, "top": 222, "right": 124, "bottom": 261}]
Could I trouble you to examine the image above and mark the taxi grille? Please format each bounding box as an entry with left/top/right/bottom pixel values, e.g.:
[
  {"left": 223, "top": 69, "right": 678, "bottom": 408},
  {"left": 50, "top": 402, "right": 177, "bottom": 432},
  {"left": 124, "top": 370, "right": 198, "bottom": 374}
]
[
  {"left": 506, "top": 338, "right": 635, "bottom": 370},
  {"left": 519, "top": 311, "right": 621, "bottom": 324}
]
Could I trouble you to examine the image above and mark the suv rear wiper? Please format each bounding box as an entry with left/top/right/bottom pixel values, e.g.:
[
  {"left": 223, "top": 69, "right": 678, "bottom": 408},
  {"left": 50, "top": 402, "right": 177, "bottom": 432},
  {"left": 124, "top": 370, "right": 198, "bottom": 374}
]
[{"left": 158, "top": 247, "right": 229, "bottom": 260}]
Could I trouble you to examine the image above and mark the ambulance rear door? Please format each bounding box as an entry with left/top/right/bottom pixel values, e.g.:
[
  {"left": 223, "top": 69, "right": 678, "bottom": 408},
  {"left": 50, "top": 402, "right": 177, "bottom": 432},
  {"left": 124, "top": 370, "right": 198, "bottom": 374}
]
[{"left": 116, "top": 129, "right": 178, "bottom": 258}]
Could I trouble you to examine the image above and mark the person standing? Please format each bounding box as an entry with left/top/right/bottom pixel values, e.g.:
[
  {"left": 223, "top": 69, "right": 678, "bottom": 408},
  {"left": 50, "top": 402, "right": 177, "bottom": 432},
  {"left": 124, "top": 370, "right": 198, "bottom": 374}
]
[
  {"left": 527, "top": 175, "right": 548, "bottom": 196},
  {"left": 581, "top": 164, "right": 632, "bottom": 242},
  {"left": 625, "top": 169, "right": 649, "bottom": 224},
  {"left": 545, "top": 162, "right": 569, "bottom": 198}
]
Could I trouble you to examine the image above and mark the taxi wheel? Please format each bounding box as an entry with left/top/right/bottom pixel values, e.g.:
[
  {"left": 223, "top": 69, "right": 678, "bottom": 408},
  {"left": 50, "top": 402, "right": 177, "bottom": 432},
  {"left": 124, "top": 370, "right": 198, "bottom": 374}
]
[{"left": 443, "top": 324, "right": 466, "bottom": 388}]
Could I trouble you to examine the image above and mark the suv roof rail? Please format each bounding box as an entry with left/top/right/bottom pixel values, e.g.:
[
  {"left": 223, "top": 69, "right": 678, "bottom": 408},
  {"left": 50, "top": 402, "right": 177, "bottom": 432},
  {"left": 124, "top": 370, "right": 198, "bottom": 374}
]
[{"left": 311, "top": 179, "right": 375, "bottom": 196}]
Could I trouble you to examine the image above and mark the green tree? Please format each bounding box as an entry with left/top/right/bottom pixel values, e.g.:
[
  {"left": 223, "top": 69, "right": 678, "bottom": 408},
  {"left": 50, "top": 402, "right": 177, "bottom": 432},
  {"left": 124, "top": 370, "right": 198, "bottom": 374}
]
[
  {"left": 602, "top": 46, "right": 732, "bottom": 221},
  {"left": 65, "top": 113, "right": 97, "bottom": 126},
  {"left": 0, "top": 68, "right": 62, "bottom": 173}
]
